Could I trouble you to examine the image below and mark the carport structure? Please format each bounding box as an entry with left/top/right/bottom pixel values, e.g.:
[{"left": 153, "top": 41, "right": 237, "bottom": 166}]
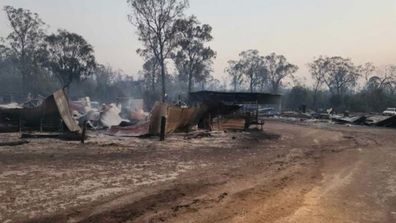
[{"left": 189, "top": 91, "right": 282, "bottom": 129}]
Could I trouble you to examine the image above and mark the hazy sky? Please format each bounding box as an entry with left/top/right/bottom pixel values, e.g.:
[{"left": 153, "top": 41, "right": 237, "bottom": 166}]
[{"left": 1, "top": 0, "right": 396, "bottom": 82}]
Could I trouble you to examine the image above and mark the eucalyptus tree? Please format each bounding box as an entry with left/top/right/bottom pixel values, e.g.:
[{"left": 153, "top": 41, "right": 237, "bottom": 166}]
[
  {"left": 142, "top": 56, "right": 160, "bottom": 92},
  {"left": 172, "top": 16, "right": 216, "bottom": 94},
  {"left": 359, "top": 62, "right": 376, "bottom": 83},
  {"left": 239, "top": 50, "right": 266, "bottom": 92},
  {"left": 194, "top": 63, "right": 213, "bottom": 90},
  {"left": 309, "top": 56, "right": 328, "bottom": 109},
  {"left": 127, "top": 0, "right": 189, "bottom": 101},
  {"left": 365, "top": 65, "right": 396, "bottom": 94},
  {"left": 322, "top": 57, "right": 360, "bottom": 96},
  {"left": 263, "top": 53, "right": 298, "bottom": 94},
  {"left": 3, "top": 6, "right": 47, "bottom": 95},
  {"left": 225, "top": 60, "right": 244, "bottom": 92},
  {"left": 44, "top": 30, "right": 96, "bottom": 88}
]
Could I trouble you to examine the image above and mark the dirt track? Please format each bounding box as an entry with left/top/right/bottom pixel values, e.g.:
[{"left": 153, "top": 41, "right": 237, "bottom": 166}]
[{"left": 1, "top": 120, "right": 396, "bottom": 223}]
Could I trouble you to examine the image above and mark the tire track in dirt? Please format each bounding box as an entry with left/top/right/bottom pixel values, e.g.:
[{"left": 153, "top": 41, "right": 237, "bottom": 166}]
[{"left": 7, "top": 121, "right": 396, "bottom": 223}]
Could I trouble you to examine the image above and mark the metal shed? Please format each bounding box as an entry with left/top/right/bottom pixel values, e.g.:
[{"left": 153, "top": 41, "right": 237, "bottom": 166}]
[{"left": 189, "top": 91, "right": 281, "bottom": 105}]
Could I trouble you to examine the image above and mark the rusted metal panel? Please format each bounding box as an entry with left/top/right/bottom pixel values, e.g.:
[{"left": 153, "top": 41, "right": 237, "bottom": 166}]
[
  {"left": 149, "top": 102, "right": 168, "bottom": 135},
  {"left": 214, "top": 118, "right": 246, "bottom": 131},
  {"left": 149, "top": 102, "right": 208, "bottom": 135}
]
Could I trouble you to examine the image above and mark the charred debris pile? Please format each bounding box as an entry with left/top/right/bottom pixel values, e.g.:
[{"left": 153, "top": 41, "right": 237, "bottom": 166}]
[
  {"left": 0, "top": 90, "right": 282, "bottom": 142},
  {"left": 278, "top": 109, "right": 396, "bottom": 128}
]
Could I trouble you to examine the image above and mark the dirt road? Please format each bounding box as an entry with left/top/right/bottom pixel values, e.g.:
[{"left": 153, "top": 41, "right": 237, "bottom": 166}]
[{"left": 1, "top": 121, "right": 396, "bottom": 223}]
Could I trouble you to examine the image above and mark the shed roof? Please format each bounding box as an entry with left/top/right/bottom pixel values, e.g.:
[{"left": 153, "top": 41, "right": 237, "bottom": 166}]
[{"left": 189, "top": 91, "right": 281, "bottom": 105}]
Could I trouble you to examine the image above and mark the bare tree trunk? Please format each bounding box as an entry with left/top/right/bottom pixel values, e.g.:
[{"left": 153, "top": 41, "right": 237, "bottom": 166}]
[
  {"left": 272, "top": 84, "right": 278, "bottom": 94},
  {"left": 188, "top": 71, "right": 193, "bottom": 94},
  {"left": 152, "top": 74, "right": 155, "bottom": 91},
  {"left": 151, "top": 72, "right": 155, "bottom": 92},
  {"left": 233, "top": 77, "right": 237, "bottom": 92},
  {"left": 20, "top": 52, "right": 29, "bottom": 98},
  {"left": 160, "top": 59, "right": 166, "bottom": 102},
  {"left": 21, "top": 68, "right": 28, "bottom": 99},
  {"left": 151, "top": 64, "right": 156, "bottom": 91},
  {"left": 272, "top": 80, "right": 280, "bottom": 94},
  {"left": 250, "top": 78, "right": 254, "bottom": 93},
  {"left": 312, "top": 89, "right": 318, "bottom": 111}
]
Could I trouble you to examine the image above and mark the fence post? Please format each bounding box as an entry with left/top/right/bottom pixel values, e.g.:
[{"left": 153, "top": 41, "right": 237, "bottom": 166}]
[{"left": 160, "top": 116, "right": 166, "bottom": 141}]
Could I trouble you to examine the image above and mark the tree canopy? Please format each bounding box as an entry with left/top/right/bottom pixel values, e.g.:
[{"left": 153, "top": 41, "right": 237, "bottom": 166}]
[
  {"left": 264, "top": 52, "right": 298, "bottom": 93},
  {"left": 172, "top": 16, "right": 216, "bottom": 93},
  {"left": 225, "top": 60, "right": 244, "bottom": 92},
  {"left": 3, "top": 5, "right": 47, "bottom": 95},
  {"left": 44, "top": 30, "right": 96, "bottom": 88},
  {"left": 127, "top": 0, "right": 189, "bottom": 101},
  {"left": 226, "top": 50, "right": 297, "bottom": 93}
]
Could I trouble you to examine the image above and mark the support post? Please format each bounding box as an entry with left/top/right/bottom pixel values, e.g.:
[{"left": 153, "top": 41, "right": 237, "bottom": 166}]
[
  {"left": 18, "top": 115, "right": 22, "bottom": 135},
  {"left": 60, "top": 120, "right": 64, "bottom": 132},
  {"left": 256, "top": 100, "right": 259, "bottom": 123},
  {"left": 160, "top": 116, "right": 166, "bottom": 141},
  {"left": 278, "top": 98, "right": 282, "bottom": 114},
  {"left": 40, "top": 118, "right": 43, "bottom": 132},
  {"left": 217, "top": 108, "right": 220, "bottom": 130},
  {"left": 208, "top": 113, "right": 212, "bottom": 131},
  {"left": 81, "top": 121, "right": 87, "bottom": 144}
]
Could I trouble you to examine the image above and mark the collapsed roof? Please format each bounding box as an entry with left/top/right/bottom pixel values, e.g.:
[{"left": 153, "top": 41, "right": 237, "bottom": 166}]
[{"left": 0, "top": 89, "right": 80, "bottom": 133}]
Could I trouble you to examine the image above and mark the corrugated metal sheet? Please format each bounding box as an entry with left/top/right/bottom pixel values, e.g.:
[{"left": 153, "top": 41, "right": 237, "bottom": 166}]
[
  {"left": 149, "top": 102, "right": 207, "bottom": 135},
  {"left": 0, "top": 89, "right": 81, "bottom": 132},
  {"left": 53, "top": 89, "right": 81, "bottom": 133},
  {"left": 149, "top": 102, "right": 168, "bottom": 135}
]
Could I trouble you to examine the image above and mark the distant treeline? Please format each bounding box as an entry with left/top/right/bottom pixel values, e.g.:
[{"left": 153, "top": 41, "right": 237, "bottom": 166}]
[
  {"left": 225, "top": 53, "right": 396, "bottom": 112},
  {"left": 282, "top": 85, "right": 396, "bottom": 113},
  {"left": 0, "top": 4, "right": 221, "bottom": 106},
  {"left": 0, "top": 6, "right": 144, "bottom": 103},
  {"left": 1, "top": 2, "right": 396, "bottom": 112}
]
